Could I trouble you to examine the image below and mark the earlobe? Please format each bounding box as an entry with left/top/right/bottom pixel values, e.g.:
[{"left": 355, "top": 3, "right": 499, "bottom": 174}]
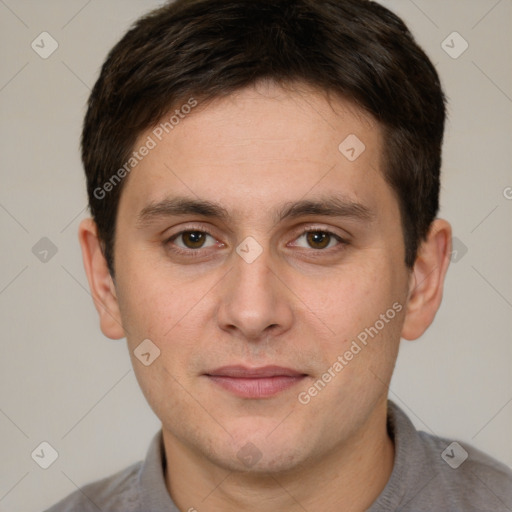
[
  {"left": 78, "top": 218, "right": 125, "bottom": 340},
  {"left": 401, "top": 219, "right": 452, "bottom": 341}
]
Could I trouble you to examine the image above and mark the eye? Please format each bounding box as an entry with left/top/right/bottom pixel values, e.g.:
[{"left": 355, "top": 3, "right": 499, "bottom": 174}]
[
  {"left": 293, "top": 229, "right": 344, "bottom": 250},
  {"left": 171, "top": 230, "right": 218, "bottom": 250}
]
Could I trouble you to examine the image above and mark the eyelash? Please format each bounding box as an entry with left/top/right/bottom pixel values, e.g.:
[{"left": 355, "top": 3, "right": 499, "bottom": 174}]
[{"left": 164, "top": 226, "right": 348, "bottom": 257}]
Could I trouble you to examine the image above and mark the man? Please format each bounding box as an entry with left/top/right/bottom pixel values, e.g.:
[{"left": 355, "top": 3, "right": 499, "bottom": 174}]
[{"left": 46, "top": 0, "right": 512, "bottom": 510}]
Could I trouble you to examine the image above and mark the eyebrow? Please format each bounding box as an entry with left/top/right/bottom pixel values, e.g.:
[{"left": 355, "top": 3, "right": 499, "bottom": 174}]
[{"left": 136, "top": 194, "right": 374, "bottom": 228}]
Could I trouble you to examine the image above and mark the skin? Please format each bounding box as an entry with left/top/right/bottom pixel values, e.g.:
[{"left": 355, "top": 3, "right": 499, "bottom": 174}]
[{"left": 79, "top": 81, "right": 451, "bottom": 512}]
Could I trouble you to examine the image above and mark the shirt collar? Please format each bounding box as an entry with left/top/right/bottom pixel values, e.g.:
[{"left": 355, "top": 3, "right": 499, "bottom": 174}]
[{"left": 138, "top": 429, "right": 180, "bottom": 511}]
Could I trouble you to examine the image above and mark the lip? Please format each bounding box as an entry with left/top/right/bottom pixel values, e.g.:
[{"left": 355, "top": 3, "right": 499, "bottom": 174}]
[{"left": 204, "top": 365, "right": 307, "bottom": 398}]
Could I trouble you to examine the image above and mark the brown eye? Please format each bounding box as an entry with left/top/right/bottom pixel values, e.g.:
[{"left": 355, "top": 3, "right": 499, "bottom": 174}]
[
  {"left": 181, "top": 231, "right": 206, "bottom": 248},
  {"left": 173, "top": 231, "right": 216, "bottom": 250},
  {"left": 290, "top": 228, "right": 348, "bottom": 253},
  {"left": 305, "top": 231, "right": 331, "bottom": 249}
]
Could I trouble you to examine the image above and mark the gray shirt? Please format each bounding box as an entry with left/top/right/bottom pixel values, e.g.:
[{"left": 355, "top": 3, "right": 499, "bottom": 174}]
[{"left": 44, "top": 401, "right": 512, "bottom": 511}]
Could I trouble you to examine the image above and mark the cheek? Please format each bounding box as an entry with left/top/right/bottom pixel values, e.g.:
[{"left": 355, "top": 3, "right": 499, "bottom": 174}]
[
  {"left": 114, "top": 254, "right": 195, "bottom": 339},
  {"left": 300, "top": 261, "right": 406, "bottom": 395},
  {"left": 302, "top": 262, "right": 396, "bottom": 334},
  {"left": 116, "top": 269, "right": 215, "bottom": 386}
]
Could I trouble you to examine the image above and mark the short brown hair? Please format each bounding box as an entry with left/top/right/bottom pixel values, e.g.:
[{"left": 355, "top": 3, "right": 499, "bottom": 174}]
[{"left": 82, "top": 0, "right": 447, "bottom": 275}]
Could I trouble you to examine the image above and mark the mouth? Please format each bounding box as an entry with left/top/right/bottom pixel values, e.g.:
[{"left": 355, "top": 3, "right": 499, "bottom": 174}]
[{"left": 203, "top": 365, "right": 308, "bottom": 399}]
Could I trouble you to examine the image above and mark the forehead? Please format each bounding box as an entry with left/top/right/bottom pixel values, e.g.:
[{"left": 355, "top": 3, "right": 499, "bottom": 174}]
[
  {"left": 118, "top": 82, "right": 394, "bottom": 222},
  {"left": 166, "top": 83, "right": 378, "bottom": 165}
]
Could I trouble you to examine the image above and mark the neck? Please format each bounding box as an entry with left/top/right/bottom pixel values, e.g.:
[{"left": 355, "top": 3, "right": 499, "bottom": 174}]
[{"left": 163, "top": 399, "right": 394, "bottom": 512}]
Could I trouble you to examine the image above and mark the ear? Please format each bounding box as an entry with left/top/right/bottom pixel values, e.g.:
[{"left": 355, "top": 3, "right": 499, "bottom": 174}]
[
  {"left": 401, "top": 218, "right": 452, "bottom": 341},
  {"left": 78, "top": 218, "right": 125, "bottom": 340}
]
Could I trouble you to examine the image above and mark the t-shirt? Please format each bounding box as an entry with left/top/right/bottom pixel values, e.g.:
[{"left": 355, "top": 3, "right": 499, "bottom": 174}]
[{"left": 44, "top": 400, "right": 512, "bottom": 511}]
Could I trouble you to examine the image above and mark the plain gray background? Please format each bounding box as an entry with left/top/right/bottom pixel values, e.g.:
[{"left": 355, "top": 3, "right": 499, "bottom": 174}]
[{"left": 0, "top": 1, "right": 511, "bottom": 510}]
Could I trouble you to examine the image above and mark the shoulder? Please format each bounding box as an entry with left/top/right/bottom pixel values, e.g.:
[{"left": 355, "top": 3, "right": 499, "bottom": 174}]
[
  {"left": 43, "top": 461, "right": 143, "bottom": 512},
  {"left": 382, "top": 401, "right": 512, "bottom": 512},
  {"left": 418, "top": 429, "right": 512, "bottom": 508}
]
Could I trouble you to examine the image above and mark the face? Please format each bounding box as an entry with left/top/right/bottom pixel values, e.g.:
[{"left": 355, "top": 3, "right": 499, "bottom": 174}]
[{"left": 108, "top": 82, "right": 412, "bottom": 473}]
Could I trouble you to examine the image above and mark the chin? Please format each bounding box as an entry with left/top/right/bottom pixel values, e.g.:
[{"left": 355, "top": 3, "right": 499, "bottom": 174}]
[
  {"left": 217, "top": 448, "right": 306, "bottom": 475},
  {"left": 208, "top": 428, "right": 308, "bottom": 475}
]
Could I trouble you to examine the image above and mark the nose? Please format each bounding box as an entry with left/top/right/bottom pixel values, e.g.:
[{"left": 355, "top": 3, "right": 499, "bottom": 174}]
[{"left": 216, "top": 245, "right": 294, "bottom": 342}]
